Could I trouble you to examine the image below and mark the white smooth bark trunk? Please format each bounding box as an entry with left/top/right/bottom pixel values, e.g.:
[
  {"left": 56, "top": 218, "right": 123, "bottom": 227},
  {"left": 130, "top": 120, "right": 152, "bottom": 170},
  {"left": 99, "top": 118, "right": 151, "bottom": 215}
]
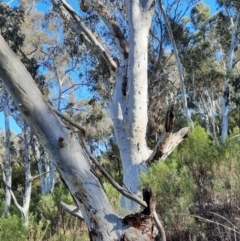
[
  {"left": 3, "top": 93, "right": 12, "bottom": 216},
  {"left": 111, "top": 1, "right": 154, "bottom": 210},
  {"left": 43, "top": 152, "right": 55, "bottom": 194},
  {"left": 0, "top": 35, "right": 122, "bottom": 240},
  {"left": 32, "top": 138, "right": 46, "bottom": 194},
  {"left": 221, "top": 13, "right": 240, "bottom": 140},
  {"left": 20, "top": 125, "right": 32, "bottom": 226}
]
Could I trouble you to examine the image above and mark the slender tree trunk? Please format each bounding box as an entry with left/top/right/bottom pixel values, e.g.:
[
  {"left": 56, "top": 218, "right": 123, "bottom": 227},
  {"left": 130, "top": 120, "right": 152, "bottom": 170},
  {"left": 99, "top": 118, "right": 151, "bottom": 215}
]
[
  {"left": 32, "top": 139, "right": 55, "bottom": 194},
  {"left": 221, "top": 13, "right": 240, "bottom": 140},
  {"left": 43, "top": 152, "right": 55, "bottom": 194},
  {"left": 32, "top": 138, "right": 46, "bottom": 194},
  {"left": 159, "top": 0, "right": 192, "bottom": 124},
  {"left": 3, "top": 93, "right": 12, "bottom": 216},
  {"left": 22, "top": 125, "right": 32, "bottom": 226}
]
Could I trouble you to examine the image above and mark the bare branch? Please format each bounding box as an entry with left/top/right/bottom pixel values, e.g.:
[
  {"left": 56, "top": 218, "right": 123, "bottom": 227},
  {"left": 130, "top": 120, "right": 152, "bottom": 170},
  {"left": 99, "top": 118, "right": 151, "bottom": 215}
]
[
  {"left": 53, "top": 0, "right": 117, "bottom": 71},
  {"left": 178, "top": 213, "right": 240, "bottom": 235},
  {"left": 159, "top": 0, "right": 193, "bottom": 125},
  {"left": 85, "top": 0, "right": 129, "bottom": 60},
  {"left": 31, "top": 169, "right": 56, "bottom": 181},
  {"left": 52, "top": 107, "right": 86, "bottom": 137},
  {"left": 60, "top": 201, "right": 84, "bottom": 219},
  {"left": 0, "top": 162, "right": 23, "bottom": 213},
  {"left": 153, "top": 211, "right": 166, "bottom": 241},
  {"left": 83, "top": 139, "right": 147, "bottom": 207},
  {"left": 146, "top": 127, "right": 191, "bottom": 165}
]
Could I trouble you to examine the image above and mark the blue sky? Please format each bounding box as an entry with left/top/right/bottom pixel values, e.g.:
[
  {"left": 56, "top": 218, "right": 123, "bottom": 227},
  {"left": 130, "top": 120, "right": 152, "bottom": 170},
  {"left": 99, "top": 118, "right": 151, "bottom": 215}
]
[{"left": 0, "top": 0, "right": 219, "bottom": 134}]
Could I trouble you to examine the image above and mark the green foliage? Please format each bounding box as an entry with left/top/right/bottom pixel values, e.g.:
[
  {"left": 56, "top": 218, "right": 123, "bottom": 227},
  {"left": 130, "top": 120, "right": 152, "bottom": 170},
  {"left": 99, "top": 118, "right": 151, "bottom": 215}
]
[
  {"left": 190, "top": 2, "right": 211, "bottom": 28},
  {"left": 28, "top": 214, "right": 50, "bottom": 241},
  {"left": 103, "top": 182, "right": 120, "bottom": 213},
  {"left": 141, "top": 155, "right": 195, "bottom": 239},
  {"left": 30, "top": 183, "right": 89, "bottom": 240},
  {"left": 141, "top": 126, "right": 240, "bottom": 240},
  {"left": 0, "top": 215, "right": 27, "bottom": 241},
  {"left": 0, "top": 2, "right": 25, "bottom": 52}
]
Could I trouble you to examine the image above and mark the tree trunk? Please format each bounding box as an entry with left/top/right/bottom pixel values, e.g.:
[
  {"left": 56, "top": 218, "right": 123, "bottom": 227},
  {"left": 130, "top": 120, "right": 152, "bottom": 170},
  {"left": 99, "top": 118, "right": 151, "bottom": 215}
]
[
  {"left": 111, "top": 0, "right": 154, "bottom": 210},
  {"left": 32, "top": 139, "right": 55, "bottom": 194},
  {"left": 3, "top": 93, "right": 12, "bottom": 216},
  {"left": 22, "top": 124, "right": 31, "bottom": 225},
  {"left": 0, "top": 35, "right": 123, "bottom": 240},
  {"left": 221, "top": 12, "right": 240, "bottom": 140}
]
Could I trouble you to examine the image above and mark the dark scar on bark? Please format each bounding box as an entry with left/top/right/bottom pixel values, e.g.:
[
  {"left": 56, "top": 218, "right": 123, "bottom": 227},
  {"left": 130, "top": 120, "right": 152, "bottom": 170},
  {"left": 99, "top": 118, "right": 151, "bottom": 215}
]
[{"left": 58, "top": 137, "right": 65, "bottom": 148}]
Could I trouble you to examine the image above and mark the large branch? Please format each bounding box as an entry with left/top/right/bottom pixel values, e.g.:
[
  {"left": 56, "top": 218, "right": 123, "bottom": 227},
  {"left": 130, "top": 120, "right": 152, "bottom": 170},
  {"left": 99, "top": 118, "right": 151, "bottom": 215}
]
[
  {"left": 54, "top": 0, "right": 117, "bottom": 71},
  {"left": 84, "top": 0, "right": 129, "bottom": 61}
]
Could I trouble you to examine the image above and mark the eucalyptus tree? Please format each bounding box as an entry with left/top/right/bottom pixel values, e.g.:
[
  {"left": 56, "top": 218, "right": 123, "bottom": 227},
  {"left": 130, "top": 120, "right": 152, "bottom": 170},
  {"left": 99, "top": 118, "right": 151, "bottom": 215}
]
[
  {"left": 10, "top": 124, "right": 32, "bottom": 226},
  {"left": 216, "top": 0, "right": 240, "bottom": 140},
  {"left": 0, "top": 0, "right": 197, "bottom": 239},
  {"left": 165, "top": 1, "right": 240, "bottom": 142},
  {"left": 0, "top": 1, "right": 25, "bottom": 216},
  {"left": 180, "top": 2, "right": 224, "bottom": 141},
  {"left": 1, "top": 91, "right": 12, "bottom": 216}
]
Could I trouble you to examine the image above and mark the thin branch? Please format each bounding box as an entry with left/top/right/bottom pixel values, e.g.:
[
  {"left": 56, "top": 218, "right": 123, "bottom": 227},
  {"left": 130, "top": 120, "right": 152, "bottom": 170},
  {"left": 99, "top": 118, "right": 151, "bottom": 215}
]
[
  {"left": 31, "top": 169, "right": 56, "bottom": 182},
  {"left": 209, "top": 212, "right": 238, "bottom": 230},
  {"left": 52, "top": 107, "right": 86, "bottom": 137},
  {"left": 229, "top": 134, "right": 240, "bottom": 140},
  {"left": 24, "top": 47, "right": 38, "bottom": 56},
  {"left": 0, "top": 162, "right": 23, "bottom": 213},
  {"left": 57, "top": 0, "right": 117, "bottom": 71},
  {"left": 153, "top": 211, "right": 166, "bottom": 241},
  {"left": 159, "top": 0, "right": 193, "bottom": 125},
  {"left": 178, "top": 213, "right": 240, "bottom": 235},
  {"left": 61, "top": 83, "right": 86, "bottom": 95},
  {"left": 85, "top": 0, "right": 129, "bottom": 60},
  {"left": 83, "top": 140, "right": 147, "bottom": 207},
  {"left": 232, "top": 57, "right": 240, "bottom": 68}
]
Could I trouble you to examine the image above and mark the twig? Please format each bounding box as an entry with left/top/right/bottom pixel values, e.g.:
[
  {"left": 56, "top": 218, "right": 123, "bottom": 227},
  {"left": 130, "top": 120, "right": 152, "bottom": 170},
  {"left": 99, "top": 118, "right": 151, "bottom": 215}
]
[
  {"left": 59, "top": 0, "right": 117, "bottom": 70},
  {"left": 30, "top": 169, "right": 56, "bottom": 182},
  {"left": 52, "top": 108, "right": 86, "bottom": 136},
  {"left": 177, "top": 213, "right": 240, "bottom": 235}
]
